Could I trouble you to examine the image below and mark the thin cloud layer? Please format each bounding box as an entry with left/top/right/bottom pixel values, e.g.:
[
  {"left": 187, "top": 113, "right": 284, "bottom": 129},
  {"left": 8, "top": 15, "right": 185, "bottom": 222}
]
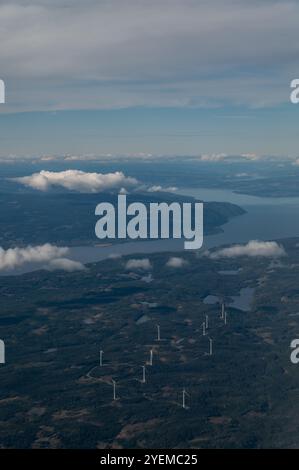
[
  {"left": 12, "top": 170, "right": 138, "bottom": 193},
  {"left": 0, "top": 243, "right": 85, "bottom": 272},
  {"left": 1, "top": 0, "right": 298, "bottom": 112},
  {"left": 206, "top": 240, "right": 286, "bottom": 259},
  {"left": 198, "top": 153, "right": 262, "bottom": 162}
]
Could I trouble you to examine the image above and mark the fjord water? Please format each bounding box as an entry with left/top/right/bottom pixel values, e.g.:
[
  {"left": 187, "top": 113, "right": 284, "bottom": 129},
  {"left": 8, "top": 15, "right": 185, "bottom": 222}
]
[
  {"left": 179, "top": 187, "right": 299, "bottom": 247},
  {"left": 68, "top": 187, "right": 299, "bottom": 264},
  {"left": 3, "top": 186, "right": 299, "bottom": 275}
]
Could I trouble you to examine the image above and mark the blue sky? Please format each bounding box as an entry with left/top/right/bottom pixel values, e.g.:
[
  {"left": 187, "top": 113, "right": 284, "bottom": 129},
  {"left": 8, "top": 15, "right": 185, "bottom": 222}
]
[
  {"left": 0, "top": 104, "right": 298, "bottom": 157},
  {"left": 0, "top": 0, "right": 298, "bottom": 157}
]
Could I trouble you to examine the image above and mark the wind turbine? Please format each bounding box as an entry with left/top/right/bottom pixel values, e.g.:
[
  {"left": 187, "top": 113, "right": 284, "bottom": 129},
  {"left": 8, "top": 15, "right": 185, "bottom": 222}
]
[
  {"left": 141, "top": 365, "right": 146, "bottom": 383},
  {"left": 208, "top": 337, "right": 213, "bottom": 356},
  {"left": 205, "top": 315, "right": 209, "bottom": 329},
  {"left": 112, "top": 379, "right": 117, "bottom": 401},
  {"left": 221, "top": 302, "right": 225, "bottom": 320},
  {"left": 224, "top": 310, "right": 227, "bottom": 325},
  {"left": 149, "top": 349, "right": 153, "bottom": 366},
  {"left": 99, "top": 350, "right": 103, "bottom": 367},
  {"left": 182, "top": 388, "right": 190, "bottom": 409},
  {"left": 156, "top": 324, "right": 161, "bottom": 342},
  {"left": 202, "top": 321, "right": 206, "bottom": 336}
]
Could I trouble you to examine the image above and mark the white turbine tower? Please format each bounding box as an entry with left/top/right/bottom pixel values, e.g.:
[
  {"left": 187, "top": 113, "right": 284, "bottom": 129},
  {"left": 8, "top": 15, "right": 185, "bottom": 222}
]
[
  {"left": 149, "top": 349, "right": 153, "bottom": 366},
  {"left": 208, "top": 337, "right": 213, "bottom": 356},
  {"left": 224, "top": 310, "right": 227, "bottom": 325},
  {"left": 112, "top": 379, "right": 117, "bottom": 401},
  {"left": 156, "top": 324, "right": 161, "bottom": 342},
  {"left": 202, "top": 321, "right": 206, "bottom": 336},
  {"left": 100, "top": 350, "right": 103, "bottom": 367},
  {"left": 221, "top": 303, "right": 225, "bottom": 319},
  {"left": 205, "top": 315, "right": 209, "bottom": 329},
  {"left": 141, "top": 365, "right": 146, "bottom": 383},
  {"left": 182, "top": 388, "right": 190, "bottom": 409}
]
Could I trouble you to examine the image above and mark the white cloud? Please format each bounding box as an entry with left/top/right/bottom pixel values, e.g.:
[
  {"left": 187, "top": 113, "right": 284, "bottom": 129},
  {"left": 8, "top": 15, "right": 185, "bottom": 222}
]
[
  {"left": 40, "top": 156, "right": 59, "bottom": 162},
  {"left": 147, "top": 185, "right": 177, "bottom": 193},
  {"left": 125, "top": 258, "right": 152, "bottom": 271},
  {"left": 240, "top": 153, "right": 260, "bottom": 160},
  {"left": 235, "top": 173, "right": 250, "bottom": 178},
  {"left": 206, "top": 240, "right": 286, "bottom": 259},
  {"left": 46, "top": 257, "right": 86, "bottom": 272},
  {"left": 140, "top": 273, "right": 153, "bottom": 283},
  {"left": 198, "top": 153, "right": 265, "bottom": 163},
  {"left": 199, "top": 153, "right": 229, "bottom": 162},
  {"left": 0, "top": 243, "right": 84, "bottom": 272},
  {"left": 108, "top": 253, "right": 122, "bottom": 259},
  {"left": 12, "top": 169, "right": 138, "bottom": 193},
  {"left": 166, "top": 257, "right": 188, "bottom": 268}
]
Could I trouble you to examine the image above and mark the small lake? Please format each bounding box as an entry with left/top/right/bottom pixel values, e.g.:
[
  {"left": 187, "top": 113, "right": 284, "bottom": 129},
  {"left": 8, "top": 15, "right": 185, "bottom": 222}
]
[
  {"left": 218, "top": 269, "right": 241, "bottom": 275},
  {"left": 203, "top": 295, "right": 220, "bottom": 305},
  {"left": 203, "top": 287, "right": 255, "bottom": 312},
  {"left": 228, "top": 287, "right": 255, "bottom": 312}
]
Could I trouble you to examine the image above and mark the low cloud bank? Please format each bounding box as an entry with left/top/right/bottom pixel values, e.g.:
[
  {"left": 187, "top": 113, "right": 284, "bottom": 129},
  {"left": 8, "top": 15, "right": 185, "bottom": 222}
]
[
  {"left": 12, "top": 170, "right": 138, "bottom": 193},
  {"left": 0, "top": 244, "right": 85, "bottom": 272},
  {"left": 46, "top": 258, "right": 86, "bottom": 272},
  {"left": 205, "top": 240, "right": 286, "bottom": 259},
  {"left": 147, "top": 185, "right": 177, "bottom": 193},
  {"left": 199, "top": 153, "right": 262, "bottom": 162},
  {"left": 125, "top": 258, "right": 152, "bottom": 271},
  {"left": 166, "top": 257, "right": 188, "bottom": 268}
]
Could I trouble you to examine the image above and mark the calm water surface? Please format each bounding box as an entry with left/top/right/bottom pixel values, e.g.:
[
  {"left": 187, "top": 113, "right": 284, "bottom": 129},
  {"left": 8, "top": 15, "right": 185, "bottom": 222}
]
[{"left": 3, "top": 187, "right": 299, "bottom": 275}]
